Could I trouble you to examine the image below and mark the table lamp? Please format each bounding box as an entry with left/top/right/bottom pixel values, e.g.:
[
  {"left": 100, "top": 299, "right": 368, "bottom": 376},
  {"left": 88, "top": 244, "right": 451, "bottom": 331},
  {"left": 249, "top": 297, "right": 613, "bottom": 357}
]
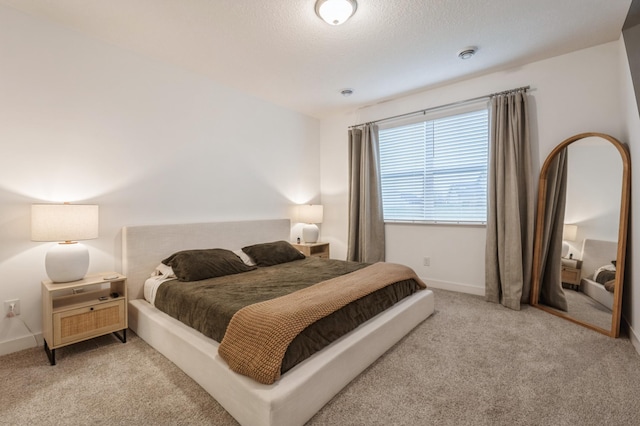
[
  {"left": 562, "top": 223, "right": 578, "bottom": 259},
  {"left": 299, "top": 204, "right": 323, "bottom": 243},
  {"left": 31, "top": 203, "right": 99, "bottom": 283}
]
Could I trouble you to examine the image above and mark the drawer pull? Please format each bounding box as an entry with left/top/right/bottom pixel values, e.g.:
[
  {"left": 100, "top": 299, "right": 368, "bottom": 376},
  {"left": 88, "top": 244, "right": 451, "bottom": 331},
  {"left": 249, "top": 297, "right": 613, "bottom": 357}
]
[{"left": 89, "top": 307, "right": 94, "bottom": 311}]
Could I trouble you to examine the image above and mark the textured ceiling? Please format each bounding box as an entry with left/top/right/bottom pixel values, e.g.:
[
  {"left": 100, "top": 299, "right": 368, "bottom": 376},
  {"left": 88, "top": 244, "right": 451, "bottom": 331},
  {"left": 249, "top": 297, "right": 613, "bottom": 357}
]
[{"left": 0, "top": 0, "right": 632, "bottom": 118}]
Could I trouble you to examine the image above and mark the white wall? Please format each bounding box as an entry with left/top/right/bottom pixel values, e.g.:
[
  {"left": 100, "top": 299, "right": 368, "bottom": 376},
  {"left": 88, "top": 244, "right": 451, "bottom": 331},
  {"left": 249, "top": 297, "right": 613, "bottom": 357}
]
[
  {"left": 0, "top": 6, "right": 320, "bottom": 349},
  {"left": 564, "top": 139, "right": 623, "bottom": 257},
  {"left": 320, "top": 40, "right": 628, "bottom": 296},
  {"left": 620, "top": 33, "right": 640, "bottom": 349}
]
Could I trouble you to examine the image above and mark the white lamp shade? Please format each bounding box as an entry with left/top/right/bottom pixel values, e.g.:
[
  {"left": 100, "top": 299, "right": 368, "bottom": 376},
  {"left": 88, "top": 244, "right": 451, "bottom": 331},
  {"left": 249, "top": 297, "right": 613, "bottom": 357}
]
[
  {"left": 299, "top": 205, "right": 323, "bottom": 224},
  {"left": 315, "top": 0, "right": 357, "bottom": 25},
  {"left": 31, "top": 204, "right": 99, "bottom": 242},
  {"left": 562, "top": 224, "right": 578, "bottom": 241}
]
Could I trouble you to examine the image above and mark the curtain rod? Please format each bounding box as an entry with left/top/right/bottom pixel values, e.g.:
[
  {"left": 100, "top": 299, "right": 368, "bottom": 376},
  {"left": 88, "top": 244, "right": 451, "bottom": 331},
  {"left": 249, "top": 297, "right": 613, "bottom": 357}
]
[{"left": 349, "top": 85, "right": 530, "bottom": 129}]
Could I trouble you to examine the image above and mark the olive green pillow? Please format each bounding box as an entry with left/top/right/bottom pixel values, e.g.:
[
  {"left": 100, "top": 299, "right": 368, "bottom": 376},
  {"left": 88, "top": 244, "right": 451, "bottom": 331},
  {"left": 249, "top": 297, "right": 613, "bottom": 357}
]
[
  {"left": 242, "top": 241, "right": 305, "bottom": 267},
  {"left": 162, "top": 248, "right": 256, "bottom": 282}
]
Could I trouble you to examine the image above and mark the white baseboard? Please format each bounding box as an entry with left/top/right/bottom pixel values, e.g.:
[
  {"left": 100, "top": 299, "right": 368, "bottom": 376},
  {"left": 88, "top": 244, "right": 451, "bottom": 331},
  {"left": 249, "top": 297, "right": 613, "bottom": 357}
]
[
  {"left": 0, "top": 335, "right": 38, "bottom": 356},
  {"left": 627, "top": 320, "right": 640, "bottom": 356},
  {"left": 423, "top": 278, "right": 485, "bottom": 296},
  {"left": 0, "top": 317, "right": 39, "bottom": 356}
]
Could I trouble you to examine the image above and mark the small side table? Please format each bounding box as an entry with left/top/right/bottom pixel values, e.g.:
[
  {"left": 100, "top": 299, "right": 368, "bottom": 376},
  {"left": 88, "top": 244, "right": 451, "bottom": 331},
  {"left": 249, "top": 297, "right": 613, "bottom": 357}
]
[
  {"left": 41, "top": 272, "right": 128, "bottom": 365},
  {"left": 292, "top": 242, "right": 330, "bottom": 259},
  {"left": 561, "top": 259, "right": 582, "bottom": 290}
]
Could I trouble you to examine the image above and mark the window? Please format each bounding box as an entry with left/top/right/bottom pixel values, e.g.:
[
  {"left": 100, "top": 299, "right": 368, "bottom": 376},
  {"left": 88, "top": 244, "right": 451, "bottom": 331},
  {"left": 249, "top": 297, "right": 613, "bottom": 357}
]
[{"left": 378, "top": 107, "right": 489, "bottom": 224}]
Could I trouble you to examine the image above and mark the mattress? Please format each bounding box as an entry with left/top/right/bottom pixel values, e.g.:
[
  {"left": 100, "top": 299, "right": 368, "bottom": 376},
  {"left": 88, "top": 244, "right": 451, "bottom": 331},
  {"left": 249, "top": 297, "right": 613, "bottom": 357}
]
[{"left": 149, "top": 257, "right": 425, "bottom": 377}]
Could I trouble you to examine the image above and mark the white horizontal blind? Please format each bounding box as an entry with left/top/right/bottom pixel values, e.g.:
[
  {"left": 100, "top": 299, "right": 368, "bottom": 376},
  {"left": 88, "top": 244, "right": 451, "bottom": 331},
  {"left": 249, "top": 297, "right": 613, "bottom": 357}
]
[{"left": 379, "top": 108, "right": 489, "bottom": 224}]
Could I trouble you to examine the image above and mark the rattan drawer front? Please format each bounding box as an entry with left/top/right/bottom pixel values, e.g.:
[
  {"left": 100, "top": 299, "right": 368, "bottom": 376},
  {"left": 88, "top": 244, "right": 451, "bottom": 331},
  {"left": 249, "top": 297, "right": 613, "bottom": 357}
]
[
  {"left": 561, "top": 267, "right": 581, "bottom": 286},
  {"left": 53, "top": 300, "right": 125, "bottom": 346}
]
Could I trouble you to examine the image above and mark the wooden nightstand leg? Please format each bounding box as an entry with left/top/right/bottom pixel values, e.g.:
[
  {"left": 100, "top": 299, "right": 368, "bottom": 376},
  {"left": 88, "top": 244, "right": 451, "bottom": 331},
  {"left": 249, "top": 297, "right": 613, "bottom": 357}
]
[
  {"left": 113, "top": 328, "right": 127, "bottom": 343},
  {"left": 44, "top": 340, "right": 56, "bottom": 366}
]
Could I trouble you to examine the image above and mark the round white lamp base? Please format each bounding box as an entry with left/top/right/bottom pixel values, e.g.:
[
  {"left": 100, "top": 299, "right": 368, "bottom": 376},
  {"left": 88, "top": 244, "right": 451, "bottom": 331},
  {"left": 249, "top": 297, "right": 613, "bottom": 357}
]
[
  {"left": 45, "top": 242, "right": 90, "bottom": 283},
  {"left": 302, "top": 224, "right": 319, "bottom": 244}
]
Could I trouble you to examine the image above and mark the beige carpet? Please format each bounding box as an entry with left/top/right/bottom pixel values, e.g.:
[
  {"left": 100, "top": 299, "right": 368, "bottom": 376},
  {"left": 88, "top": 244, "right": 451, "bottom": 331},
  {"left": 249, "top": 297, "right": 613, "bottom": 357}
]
[
  {"left": 551, "top": 287, "right": 613, "bottom": 330},
  {"left": 2, "top": 288, "right": 640, "bottom": 425}
]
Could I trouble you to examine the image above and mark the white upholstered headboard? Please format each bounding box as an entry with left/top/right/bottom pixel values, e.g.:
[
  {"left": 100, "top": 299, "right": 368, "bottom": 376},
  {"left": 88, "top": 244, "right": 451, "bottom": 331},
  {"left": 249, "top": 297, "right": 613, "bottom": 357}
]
[
  {"left": 122, "top": 219, "right": 291, "bottom": 300},
  {"left": 579, "top": 239, "right": 618, "bottom": 281}
]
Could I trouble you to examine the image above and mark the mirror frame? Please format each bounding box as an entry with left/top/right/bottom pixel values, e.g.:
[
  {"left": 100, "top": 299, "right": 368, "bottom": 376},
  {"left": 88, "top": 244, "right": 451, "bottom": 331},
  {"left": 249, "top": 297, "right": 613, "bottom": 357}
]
[{"left": 530, "top": 132, "right": 631, "bottom": 337}]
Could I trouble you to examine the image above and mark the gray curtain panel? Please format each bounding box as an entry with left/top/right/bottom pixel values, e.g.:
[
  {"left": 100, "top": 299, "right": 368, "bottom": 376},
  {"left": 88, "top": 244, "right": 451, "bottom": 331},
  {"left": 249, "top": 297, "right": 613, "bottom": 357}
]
[
  {"left": 538, "top": 149, "right": 569, "bottom": 311},
  {"left": 347, "top": 124, "right": 385, "bottom": 263},
  {"left": 485, "top": 90, "right": 535, "bottom": 310}
]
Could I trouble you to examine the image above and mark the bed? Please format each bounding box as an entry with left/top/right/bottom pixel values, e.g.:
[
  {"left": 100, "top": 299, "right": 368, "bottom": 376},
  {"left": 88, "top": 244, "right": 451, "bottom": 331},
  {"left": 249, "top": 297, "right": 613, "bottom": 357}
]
[
  {"left": 579, "top": 239, "right": 617, "bottom": 310},
  {"left": 122, "top": 219, "right": 435, "bottom": 426}
]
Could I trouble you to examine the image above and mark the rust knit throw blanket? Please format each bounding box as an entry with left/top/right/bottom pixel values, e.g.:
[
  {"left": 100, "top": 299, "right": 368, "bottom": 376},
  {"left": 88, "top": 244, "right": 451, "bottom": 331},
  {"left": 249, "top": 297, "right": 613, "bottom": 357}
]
[{"left": 218, "top": 262, "right": 427, "bottom": 384}]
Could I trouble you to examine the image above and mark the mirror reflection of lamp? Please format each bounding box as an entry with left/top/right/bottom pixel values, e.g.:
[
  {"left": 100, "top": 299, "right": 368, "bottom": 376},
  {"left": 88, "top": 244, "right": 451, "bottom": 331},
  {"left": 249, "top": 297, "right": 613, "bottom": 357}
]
[
  {"left": 298, "top": 204, "right": 323, "bottom": 243},
  {"left": 562, "top": 224, "right": 578, "bottom": 259},
  {"left": 31, "top": 203, "right": 99, "bottom": 283}
]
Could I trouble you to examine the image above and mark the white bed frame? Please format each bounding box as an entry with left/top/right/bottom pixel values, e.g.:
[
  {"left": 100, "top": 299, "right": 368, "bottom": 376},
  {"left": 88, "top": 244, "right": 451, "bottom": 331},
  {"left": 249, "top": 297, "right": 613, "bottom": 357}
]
[
  {"left": 122, "top": 219, "right": 435, "bottom": 426},
  {"left": 579, "top": 239, "right": 617, "bottom": 311}
]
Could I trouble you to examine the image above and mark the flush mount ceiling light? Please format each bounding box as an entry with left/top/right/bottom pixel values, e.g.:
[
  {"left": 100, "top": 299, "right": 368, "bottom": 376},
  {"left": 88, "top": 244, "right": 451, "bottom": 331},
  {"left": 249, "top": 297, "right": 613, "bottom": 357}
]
[
  {"left": 458, "top": 47, "right": 477, "bottom": 60},
  {"left": 315, "top": 0, "right": 357, "bottom": 26}
]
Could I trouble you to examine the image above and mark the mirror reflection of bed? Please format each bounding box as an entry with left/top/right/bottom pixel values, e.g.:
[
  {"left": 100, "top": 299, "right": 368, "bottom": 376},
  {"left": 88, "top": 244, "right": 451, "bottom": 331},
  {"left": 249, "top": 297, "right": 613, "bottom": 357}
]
[{"left": 551, "top": 239, "right": 617, "bottom": 331}]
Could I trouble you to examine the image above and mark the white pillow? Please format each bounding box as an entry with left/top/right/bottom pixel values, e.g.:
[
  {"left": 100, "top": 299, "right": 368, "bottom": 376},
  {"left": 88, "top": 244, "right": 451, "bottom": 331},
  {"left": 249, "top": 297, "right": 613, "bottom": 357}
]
[
  {"left": 151, "top": 262, "right": 175, "bottom": 278},
  {"left": 234, "top": 249, "right": 256, "bottom": 266},
  {"left": 145, "top": 263, "right": 177, "bottom": 305}
]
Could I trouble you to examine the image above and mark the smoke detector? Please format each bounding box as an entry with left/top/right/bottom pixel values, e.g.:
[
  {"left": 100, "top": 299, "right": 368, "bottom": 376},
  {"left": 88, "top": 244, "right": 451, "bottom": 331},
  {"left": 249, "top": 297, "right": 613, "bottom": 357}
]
[{"left": 458, "top": 47, "right": 477, "bottom": 60}]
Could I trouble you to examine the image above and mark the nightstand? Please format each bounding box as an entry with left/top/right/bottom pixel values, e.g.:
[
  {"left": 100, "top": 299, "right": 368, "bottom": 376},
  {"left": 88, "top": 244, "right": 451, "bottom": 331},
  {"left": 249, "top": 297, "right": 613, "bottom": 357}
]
[
  {"left": 561, "top": 259, "right": 582, "bottom": 290},
  {"left": 41, "top": 272, "right": 127, "bottom": 365},
  {"left": 292, "top": 242, "right": 330, "bottom": 259}
]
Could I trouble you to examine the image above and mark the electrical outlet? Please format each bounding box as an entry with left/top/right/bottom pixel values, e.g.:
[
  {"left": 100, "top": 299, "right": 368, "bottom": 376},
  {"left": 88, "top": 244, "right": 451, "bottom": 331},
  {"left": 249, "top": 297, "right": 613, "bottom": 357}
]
[
  {"left": 423, "top": 257, "right": 430, "bottom": 266},
  {"left": 4, "top": 299, "right": 20, "bottom": 316}
]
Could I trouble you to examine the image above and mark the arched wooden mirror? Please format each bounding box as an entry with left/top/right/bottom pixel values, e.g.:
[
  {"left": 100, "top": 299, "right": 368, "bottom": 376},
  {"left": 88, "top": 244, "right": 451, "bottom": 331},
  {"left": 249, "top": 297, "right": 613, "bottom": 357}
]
[{"left": 531, "top": 132, "right": 630, "bottom": 337}]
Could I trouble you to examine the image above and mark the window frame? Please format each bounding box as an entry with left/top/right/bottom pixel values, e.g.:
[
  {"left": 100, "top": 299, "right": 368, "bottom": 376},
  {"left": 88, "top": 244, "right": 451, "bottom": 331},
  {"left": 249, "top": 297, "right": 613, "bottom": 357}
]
[{"left": 377, "top": 100, "right": 490, "bottom": 226}]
